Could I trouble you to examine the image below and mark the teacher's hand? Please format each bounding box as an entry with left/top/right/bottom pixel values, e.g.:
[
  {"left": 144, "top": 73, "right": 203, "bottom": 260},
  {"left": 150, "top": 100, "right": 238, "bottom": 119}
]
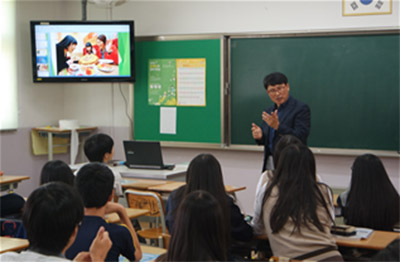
[
  {"left": 262, "top": 110, "right": 279, "bottom": 130},
  {"left": 251, "top": 123, "right": 262, "bottom": 140}
]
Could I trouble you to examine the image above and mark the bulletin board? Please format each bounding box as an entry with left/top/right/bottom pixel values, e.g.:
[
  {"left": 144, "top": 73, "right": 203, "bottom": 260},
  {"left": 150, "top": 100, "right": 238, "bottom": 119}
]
[{"left": 133, "top": 37, "right": 222, "bottom": 144}]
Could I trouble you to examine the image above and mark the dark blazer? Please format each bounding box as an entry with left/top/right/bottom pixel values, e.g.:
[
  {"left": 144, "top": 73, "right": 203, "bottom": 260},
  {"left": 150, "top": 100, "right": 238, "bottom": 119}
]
[{"left": 256, "top": 95, "right": 311, "bottom": 171}]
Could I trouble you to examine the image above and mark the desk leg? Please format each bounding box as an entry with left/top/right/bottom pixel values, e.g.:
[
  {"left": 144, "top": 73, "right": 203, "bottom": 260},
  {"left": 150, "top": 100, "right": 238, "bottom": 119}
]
[
  {"left": 48, "top": 132, "right": 53, "bottom": 161},
  {"left": 79, "top": 135, "right": 85, "bottom": 163}
]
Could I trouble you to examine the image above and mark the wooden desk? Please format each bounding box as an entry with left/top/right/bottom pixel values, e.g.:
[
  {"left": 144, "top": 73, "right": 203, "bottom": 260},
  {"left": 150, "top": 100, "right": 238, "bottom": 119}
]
[
  {"left": 148, "top": 181, "right": 247, "bottom": 194},
  {"left": 116, "top": 164, "right": 188, "bottom": 181},
  {"left": 122, "top": 178, "right": 171, "bottom": 190},
  {"left": 0, "top": 176, "right": 30, "bottom": 193},
  {"left": 105, "top": 208, "right": 150, "bottom": 224},
  {"left": 335, "top": 230, "right": 400, "bottom": 250},
  {"left": 142, "top": 245, "right": 167, "bottom": 255},
  {"left": 0, "top": 237, "right": 29, "bottom": 254},
  {"left": 255, "top": 230, "right": 400, "bottom": 250},
  {"left": 32, "top": 126, "right": 97, "bottom": 163}
]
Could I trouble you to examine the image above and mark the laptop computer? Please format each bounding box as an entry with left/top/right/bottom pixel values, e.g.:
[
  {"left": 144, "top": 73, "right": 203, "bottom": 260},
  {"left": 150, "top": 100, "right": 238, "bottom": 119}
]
[{"left": 123, "top": 140, "right": 175, "bottom": 170}]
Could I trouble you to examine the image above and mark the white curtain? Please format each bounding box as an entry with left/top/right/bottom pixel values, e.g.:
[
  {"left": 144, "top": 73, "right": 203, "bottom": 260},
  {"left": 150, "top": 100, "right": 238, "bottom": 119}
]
[{"left": 0, "top": 0, "right": 18, "bottom": 130}]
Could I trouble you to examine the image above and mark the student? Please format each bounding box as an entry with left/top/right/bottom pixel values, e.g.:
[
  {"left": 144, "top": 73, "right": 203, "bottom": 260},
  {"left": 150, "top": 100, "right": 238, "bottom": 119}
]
[
  {"left": 66, "top": 163, "right": 142, "bottom": 262},
  {"left": 165, "top": 154, "right": 253, "bottom": 243},
  {"left": 40, "top": 160, "right": 75, "bottom": 186},
  {"left": 0, "top": 182, "right": 112, "bottom": 261},
  {"left": 157, "top": 190, "right": 228, "bottom": 261},
  {"left": 261, "top": 144, "right": 342, "bottom": 261},
  {"left": 371, "top": 239, "right": 400, "bottom": 261},
  {"left": 252, "top": 134, "right": 303, "bottom": 235},
  {"left": 338, "top": 154, "right": 400, "bottom": 231},
  {"left": 0, "top": 170, "right": 25, "bottom": 218},
  {"left": 83, "top": 133, "right": 123, "bottom": 200}
]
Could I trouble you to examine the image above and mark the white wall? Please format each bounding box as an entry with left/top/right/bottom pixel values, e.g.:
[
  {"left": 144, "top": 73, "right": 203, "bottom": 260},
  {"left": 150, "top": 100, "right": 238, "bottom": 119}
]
[{"left": 1, "top": 0, "right": 399, "bottom": 215}]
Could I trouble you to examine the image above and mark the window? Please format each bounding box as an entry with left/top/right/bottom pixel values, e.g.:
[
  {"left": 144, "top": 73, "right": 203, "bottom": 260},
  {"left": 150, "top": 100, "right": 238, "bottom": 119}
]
[{"left": 0, "top": 0, "right": 17, "bottom": 130}]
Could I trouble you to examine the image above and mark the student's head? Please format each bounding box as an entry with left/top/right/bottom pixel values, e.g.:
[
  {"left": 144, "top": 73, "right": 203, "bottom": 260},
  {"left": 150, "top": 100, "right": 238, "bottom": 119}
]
[
  {"left": 23, "top": 182, "right": 83, "bottom": 256},
  {"left": 97, "top": 34, "right": 107, "bottom": 48},
  {"left": 84, "top": 133, "right": 114, "bottom": 163},
  {"left": 273, "top": 134, "right": 303, "bottom": 167},
  {"left": 76, "top": 162, "right": 114, "bottom": 208},
  {"left": 40, "top": 160, "right": 74, "bottom": 186},
  {"left": 264, "top": 72, "right": 290, "bottom": 107},
  {"left": 346, "top": 154, "right": 400, "bottom": 230},
  {"left": 350, "top": 154, "right": 392, "bottom": 188},
  {"left": 170, "top": 154, "right": 230, "bottom": 237},
  {"left": 185, "top": 153, "right": 225, "bottom": 194},
  {"left": 274, "top": 144, "right": 316, "bottom": 184},
  {"left": 167, "top": 190, "right": 227, "bottom": 261}
]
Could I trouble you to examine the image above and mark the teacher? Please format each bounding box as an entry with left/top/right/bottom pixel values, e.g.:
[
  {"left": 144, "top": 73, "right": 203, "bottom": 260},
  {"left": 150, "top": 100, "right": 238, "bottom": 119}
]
[{"left": 251, "top": 72, "right": 311, "bottom": 172}]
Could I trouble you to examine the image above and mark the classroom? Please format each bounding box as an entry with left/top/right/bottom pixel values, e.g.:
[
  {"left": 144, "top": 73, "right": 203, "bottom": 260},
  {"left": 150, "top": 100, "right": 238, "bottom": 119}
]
[{"left": 0, "top": 0, "right": 399, "bottom": 260}]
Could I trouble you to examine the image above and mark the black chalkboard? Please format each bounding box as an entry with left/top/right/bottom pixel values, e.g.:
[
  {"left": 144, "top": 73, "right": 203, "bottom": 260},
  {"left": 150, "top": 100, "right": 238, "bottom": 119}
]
[{"left": 230, "top": 33, "right": 399, "bottom": 151}]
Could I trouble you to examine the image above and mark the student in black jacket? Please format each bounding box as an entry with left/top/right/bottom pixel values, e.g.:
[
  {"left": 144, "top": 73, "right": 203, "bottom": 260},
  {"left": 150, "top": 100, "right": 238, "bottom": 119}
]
[{"left": 165, "top": 154, "right": 253, "bottom": 244}]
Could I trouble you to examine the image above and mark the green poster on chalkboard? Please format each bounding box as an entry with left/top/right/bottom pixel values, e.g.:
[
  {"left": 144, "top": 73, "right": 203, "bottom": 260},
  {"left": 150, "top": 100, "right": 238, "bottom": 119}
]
[{"left": 148, "top": 59, "right": 177, "bottom": 106}]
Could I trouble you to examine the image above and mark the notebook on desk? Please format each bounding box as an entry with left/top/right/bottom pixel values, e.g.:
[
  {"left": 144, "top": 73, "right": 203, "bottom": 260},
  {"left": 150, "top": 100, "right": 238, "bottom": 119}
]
[{"left": 123, "top": 140, "right": 175, "bottom": 170}]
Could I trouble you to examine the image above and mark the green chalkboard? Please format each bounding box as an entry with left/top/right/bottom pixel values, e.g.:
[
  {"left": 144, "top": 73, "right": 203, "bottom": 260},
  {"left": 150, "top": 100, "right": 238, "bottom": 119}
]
[
  {"left": 134, "top": 39, "right": 221, "bottom": 144},
  {"left": 230, "top": 33, "right": 399, "bottom": 151}
]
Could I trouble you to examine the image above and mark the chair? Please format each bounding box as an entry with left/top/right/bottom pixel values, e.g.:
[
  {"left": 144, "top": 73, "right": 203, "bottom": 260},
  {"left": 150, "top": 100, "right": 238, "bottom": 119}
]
[{"left": 124, "top": 189, "right": 169, "bottom": 247}]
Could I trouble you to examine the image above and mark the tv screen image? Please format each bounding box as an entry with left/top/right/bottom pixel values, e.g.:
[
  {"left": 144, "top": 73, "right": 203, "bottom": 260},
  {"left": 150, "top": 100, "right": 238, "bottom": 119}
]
[{"left": 31, "top": 21, "right": 134, "bottom": 82}]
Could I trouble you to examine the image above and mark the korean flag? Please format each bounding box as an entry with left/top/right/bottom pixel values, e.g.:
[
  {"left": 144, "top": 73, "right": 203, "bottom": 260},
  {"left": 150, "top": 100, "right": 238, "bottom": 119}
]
[{"left": 343, "top": 0, "right": 392, "bottom": 16}]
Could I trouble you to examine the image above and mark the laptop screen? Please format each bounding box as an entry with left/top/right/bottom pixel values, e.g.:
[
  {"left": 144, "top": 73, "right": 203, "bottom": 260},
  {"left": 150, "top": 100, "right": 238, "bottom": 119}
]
[{"left": 123, "top": 141, "right": 164, "bottom": 167}]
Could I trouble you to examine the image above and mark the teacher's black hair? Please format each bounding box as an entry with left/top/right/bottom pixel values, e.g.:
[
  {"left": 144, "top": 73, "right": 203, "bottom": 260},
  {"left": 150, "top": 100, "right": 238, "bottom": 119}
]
[{"left": 263, "top": 72, "right": 288, "bottom": 89}]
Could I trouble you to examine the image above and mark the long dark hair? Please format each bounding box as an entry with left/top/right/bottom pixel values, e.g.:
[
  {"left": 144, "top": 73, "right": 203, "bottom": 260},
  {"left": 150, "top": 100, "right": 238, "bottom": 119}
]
[
  {"left": 345, "top": 154, "right": 400, "bottom": 231},
  {"left": 263, "top": 144, "right": 333, "bottom": 233},
  {"left": 167, "top": 190, "right": 227, "bottom": 261},
  {"left": 173, "top": 154, "right": 231, "bottom": 230},
  {"left": 57, "top": 35, "right": 77, "bottom": 49},
  {"left": 273, "top": 134, "right": 303, "bottom": 167}
]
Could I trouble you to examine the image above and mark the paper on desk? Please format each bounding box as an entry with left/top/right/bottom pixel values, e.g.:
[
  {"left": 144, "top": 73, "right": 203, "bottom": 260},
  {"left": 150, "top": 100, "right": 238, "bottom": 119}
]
[
  {"left": 160, "top": 107, "right": 176, "bottom": 134},
  {"left": 334, "top": 227, "right": 374, "bottom": 240},
  {"left": 119, "top": 253, "right": 160, "bottom": 262}
]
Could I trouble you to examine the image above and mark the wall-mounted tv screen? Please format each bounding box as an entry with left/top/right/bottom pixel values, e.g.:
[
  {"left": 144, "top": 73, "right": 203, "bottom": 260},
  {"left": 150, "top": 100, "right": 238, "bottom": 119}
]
[{"left": 30, "top": 20, "right": 134, "bottom": 83}]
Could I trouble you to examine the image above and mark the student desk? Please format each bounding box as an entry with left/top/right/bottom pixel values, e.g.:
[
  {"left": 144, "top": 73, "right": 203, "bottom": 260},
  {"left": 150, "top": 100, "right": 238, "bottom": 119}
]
[
  {"left": 0, "top": 237, "right": 29, "bottom": 254},
  {"left": 0, "top": 238, "right": 166, "bottom": 257},
  {"left": 334, "top": 230, "right": 400, "bottom": 250},
  {"left": 32, "top": 126, "right": 97, "bottom": 162},
  {"left": 0, "top": 175, "right": 30, "bottom": 193},
  {"left": 147, "top": 181, "right": 247, "bottom": 194},
  {"left": 121, "top": 178, "right": 171, "bottom": 190},
  {"left": 255, "top": 230, "right": 400, "bottom": 250},
  {"left": 105, "top": 208, "right": 150, "bottom": 224},
  {"left": 142, "top": 245, "right": 167, "bottom": 255},
  {"left": 116, "top": 163, "right": 188, "bottom": 181}
]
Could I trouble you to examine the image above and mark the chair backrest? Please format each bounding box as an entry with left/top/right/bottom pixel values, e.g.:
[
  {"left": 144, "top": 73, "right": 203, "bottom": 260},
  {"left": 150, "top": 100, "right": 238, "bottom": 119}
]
[
  {"left": 125, "top": 189, "right": 167, "bottom": 233},
  {"left": 162, "top": 233, "right": 171, "bottom": 249}
]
